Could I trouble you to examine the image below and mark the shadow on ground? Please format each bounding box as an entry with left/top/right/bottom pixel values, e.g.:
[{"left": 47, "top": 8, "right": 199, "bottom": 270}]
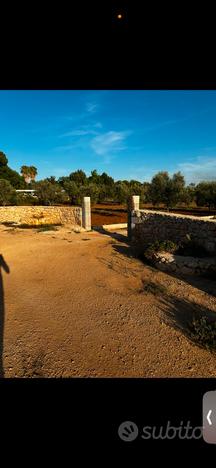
[
  {"left": 92, "top": 226, "right": 128, "bottom": 243},
  {"left": 159, "top": 293, "right": 216, "bottom": 352},
  {"left": 149, "top": 263, "right": 216, "bottom": 298},
  {"left": 102, "top": 233, "right": 216, "bottom": 299},
  {"left": 0, "top": 254, "right": 10, "bottom": 378}
]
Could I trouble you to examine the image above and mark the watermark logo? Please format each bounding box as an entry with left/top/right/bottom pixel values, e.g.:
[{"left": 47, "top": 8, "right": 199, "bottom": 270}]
[
  {"left": 118, "top": 421, "right": 139, "bottom": 442},
  {"left": 118, "top": 391, "right": 216, "bottom": 444},
  {"left": 118, "top": 420, "right": 203, "bottom": 441}
]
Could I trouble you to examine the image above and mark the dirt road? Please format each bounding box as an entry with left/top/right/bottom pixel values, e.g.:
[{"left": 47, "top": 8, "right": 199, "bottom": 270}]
[{"left": 1, "top": 224, "right": 216, "bottom": 377}]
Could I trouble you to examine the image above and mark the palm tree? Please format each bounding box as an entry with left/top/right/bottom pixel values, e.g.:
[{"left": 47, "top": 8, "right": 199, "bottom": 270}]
[{"left": 21, "top": 165, "right": 38, "bottom": 184}]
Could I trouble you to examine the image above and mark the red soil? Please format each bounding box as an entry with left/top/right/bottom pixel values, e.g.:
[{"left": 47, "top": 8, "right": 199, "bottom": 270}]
[{"left": 91, "top": 204, "right": 215, "bottom": 226}]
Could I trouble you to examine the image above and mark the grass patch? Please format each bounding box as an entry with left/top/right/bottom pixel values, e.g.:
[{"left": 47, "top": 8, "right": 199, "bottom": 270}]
[
  {"left": 20, "top": 350, "right": 46, "bottom": 378},
  {"left": 140, "top": 279, "right": 167, "bottom": 296},
  {"left": 36, "top": 224, "right": 61, "bottom": 232},
  {"left": 189, "top": 316, "right": 216, "bottom": 351},
  {"left": 1, "top": 221, "right": 62, "bottom": 230}
]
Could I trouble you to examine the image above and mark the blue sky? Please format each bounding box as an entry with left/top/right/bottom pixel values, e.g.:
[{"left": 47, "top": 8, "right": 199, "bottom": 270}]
[{"left": 0, "top": 90, "right": 216, "bottom": 184}]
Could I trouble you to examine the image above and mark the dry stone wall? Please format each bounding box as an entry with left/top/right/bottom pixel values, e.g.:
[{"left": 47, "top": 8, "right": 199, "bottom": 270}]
[
  {"left": 131, "top": 210, "right": 216, "bottom": 255},
  {"left": 0, "top": 206, "right": 82, "bottom": 227},
  {"left": 153, "top": 252, "right": 216, "bottom": 276}
]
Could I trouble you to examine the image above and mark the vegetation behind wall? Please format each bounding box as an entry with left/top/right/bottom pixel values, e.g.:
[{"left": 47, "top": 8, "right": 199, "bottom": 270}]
[{"left": 1, "top": 150, "right": 216, "bottom": 209}]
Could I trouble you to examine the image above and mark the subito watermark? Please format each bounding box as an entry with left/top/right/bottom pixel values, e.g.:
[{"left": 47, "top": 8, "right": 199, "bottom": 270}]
[{"left": 118, "top": 420, "right": 203, "bottom": 442}]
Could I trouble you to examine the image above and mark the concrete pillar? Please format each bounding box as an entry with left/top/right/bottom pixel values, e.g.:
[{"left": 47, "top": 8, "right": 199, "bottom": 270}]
[
  {"left": 127, "top": 195, "right": 140, "bottom": 240},
  {"left": 131, "top": 195, "right": 140, "bottom": 211},
  {"left": 82, "top": 197, "right": 91, "bottom": 231}
]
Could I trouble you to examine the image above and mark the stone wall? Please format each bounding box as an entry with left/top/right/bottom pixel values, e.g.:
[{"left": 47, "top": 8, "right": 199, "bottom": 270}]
[
  {"left": 131, "top": 209, "right": 216, "bottom": 255},
  {"left": 0, "top": 206, "right": 82, "bottom": 227},
  {"left": 153, "top": 252, "right": 216, "bottom": 276}
]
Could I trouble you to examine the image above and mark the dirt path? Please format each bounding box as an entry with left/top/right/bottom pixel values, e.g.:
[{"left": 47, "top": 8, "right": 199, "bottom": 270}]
[{"left": 1, "top": 224, "right": 216, "bottom": 377}]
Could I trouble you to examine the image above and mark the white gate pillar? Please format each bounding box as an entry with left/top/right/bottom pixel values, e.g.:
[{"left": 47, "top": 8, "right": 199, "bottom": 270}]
[
  {"left": 82, "top": 197, "right": 91, "bottom": 231},
  {"left": 127, "top": 195, "right": 140, "bottom": 240},
  {"left": 131, "top": 195, "right": 140, "bottom": 211}
]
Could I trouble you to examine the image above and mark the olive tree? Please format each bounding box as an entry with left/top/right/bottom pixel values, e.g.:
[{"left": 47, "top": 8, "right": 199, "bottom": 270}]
[{"left": 0, "top": 179, "right": 16, "bottom": 206}]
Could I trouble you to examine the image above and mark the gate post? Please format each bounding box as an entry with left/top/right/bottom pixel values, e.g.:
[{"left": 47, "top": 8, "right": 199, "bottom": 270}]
[
  {"left": 82, "top": 197, "right": 91, "bottom": 231},
  {"left": 127, "top": 195, "right": 140, "bottom": 240}
]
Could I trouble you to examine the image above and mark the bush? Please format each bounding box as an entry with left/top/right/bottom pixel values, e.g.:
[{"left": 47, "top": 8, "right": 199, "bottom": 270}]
[
  {"left": 15, "top": 193, "right": 38, "bottom": 206},
  {"left": 35, "top": 181, "right": 69, "bottom": 205},
  {"left": 144, "top": 240, "right": 178, "bottom": 261},
  {"left": 190, "top": 316, "right": 216, "bottom": 351},
  {"left": 144, "top": 235, "right": 209, "bottom": 261}
]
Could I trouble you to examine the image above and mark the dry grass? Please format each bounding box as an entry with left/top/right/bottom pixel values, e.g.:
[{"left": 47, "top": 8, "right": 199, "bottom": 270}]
[{"left": 140, "top": 279, "right": 167, "bottom": 296}]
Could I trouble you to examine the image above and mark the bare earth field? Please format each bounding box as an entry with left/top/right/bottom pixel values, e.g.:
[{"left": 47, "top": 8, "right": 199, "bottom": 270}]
[
  {"left": 1, "top": 223, "right": 216, "bottom": 378},
  {"left": 91, "top": 203, "right": 216, "bottom": 226}
]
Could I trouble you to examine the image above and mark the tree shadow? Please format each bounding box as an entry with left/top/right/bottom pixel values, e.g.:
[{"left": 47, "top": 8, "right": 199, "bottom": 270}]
[
  {"left": 92, "top": 226, "right": 128, "bottom": 243},
  {"left": 111, "top": 243, "right": 141, "bottom": 259},
  {"left": 159, "top": 293, "right": 216, "bottom": 351},
  {"left": 121, "top": 245, "right": 216, "bottom": 298},
  {"left": 152, "top": 265, "right": 216, "bottom": 298},
  {"left": 0, "top": 254, "right": 10, "bottom": 378}
]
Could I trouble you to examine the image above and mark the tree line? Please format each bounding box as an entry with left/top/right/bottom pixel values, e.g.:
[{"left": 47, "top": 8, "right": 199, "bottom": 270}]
[{"left": 0, "top": 150, "right": 216, "bottom": 209}]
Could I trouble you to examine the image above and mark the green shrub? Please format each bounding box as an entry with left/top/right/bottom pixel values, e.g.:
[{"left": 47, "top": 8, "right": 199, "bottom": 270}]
[
  {"left": 144, "top": 240, "right": 178, "bottom": 261},
  {"left": 144, "top": 235, "right": 210, "bottom": 261},
  {"left": 35, "top": 181, "right": 69, "bottom": 205},
  {"left": 15, "top": 193, "right": 38, "bottom": 206},
  {"left": 189, "top": 316, "right": 216, "bottom": 351}
]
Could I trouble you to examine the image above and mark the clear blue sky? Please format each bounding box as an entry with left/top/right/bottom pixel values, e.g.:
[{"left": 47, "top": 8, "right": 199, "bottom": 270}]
[{"left": 0, "top": 90, "right": 216, "bottom": 184}]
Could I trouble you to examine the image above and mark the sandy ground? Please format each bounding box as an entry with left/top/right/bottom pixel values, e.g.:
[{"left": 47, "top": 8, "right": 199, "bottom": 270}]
[{"left": 1, "top": 223, "right": 216, "bottom": 378}]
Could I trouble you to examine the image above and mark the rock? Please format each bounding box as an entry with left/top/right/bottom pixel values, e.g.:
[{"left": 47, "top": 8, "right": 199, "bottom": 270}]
[{"left": 167, "top": 256, "right": 175, "bottom": 263}]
